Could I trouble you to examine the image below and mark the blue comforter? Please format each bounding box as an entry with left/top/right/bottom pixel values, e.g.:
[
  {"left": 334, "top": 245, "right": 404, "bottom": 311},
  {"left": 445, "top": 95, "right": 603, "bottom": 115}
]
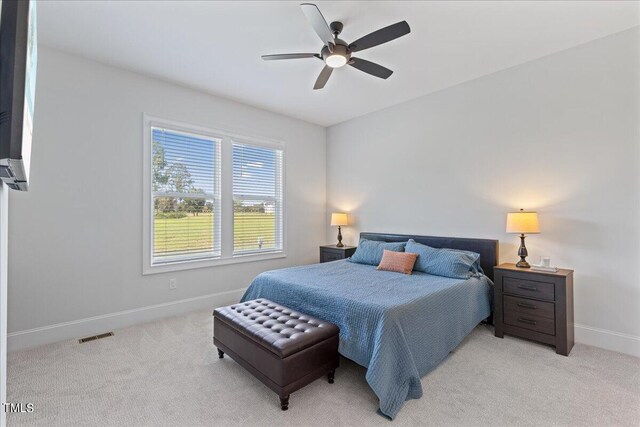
[{"left": 241, "top": 260, "right": 492, "bottom": 419}]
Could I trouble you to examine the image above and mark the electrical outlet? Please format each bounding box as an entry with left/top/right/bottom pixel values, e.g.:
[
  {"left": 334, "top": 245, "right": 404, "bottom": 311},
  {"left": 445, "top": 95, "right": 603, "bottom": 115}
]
[{"left": 169, "top": 278, "right": 177, "bottom": 290}]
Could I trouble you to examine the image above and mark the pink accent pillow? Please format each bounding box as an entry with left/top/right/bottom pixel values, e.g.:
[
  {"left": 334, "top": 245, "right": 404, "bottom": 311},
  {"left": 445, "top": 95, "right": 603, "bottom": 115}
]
[{"left": 377, "top": 249, "right": 418, "bottom": 275}]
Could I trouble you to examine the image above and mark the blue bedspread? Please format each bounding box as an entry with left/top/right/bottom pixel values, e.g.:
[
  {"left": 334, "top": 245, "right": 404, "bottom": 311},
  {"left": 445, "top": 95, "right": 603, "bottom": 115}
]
[{"left": 241, "top": 260, "right": 492, "bottom": 419}]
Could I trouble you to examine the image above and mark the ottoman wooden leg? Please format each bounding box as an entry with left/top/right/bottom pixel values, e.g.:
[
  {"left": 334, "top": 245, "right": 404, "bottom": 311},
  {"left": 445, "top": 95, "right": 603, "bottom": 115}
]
[
  {"left": 327, "top": 370, "right": 335, "bottom": 384},
  {"left": 217, "top": 349, "right": 224, "bottom": 359},
  {"left": 280, "top": 395, "right": 289, "bottom": 411}
]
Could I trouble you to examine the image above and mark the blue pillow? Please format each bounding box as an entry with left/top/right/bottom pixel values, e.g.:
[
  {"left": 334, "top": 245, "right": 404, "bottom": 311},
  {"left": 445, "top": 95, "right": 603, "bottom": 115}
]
[
  {"left": 348, "top": 238, "right": 406, "bottom": 266},
  {"left": 405, "top": 239, "right": 481, "bottom": 279}
]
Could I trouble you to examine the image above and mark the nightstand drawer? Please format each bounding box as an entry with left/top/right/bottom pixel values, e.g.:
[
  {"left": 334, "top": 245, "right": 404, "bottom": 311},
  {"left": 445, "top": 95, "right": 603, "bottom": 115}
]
[
  {"left": 321, "top": 252, "right": 343, "bottom": 263},
  {"left": 319, "top": 245, "right": 356, "bottom": 263},
  {"left": 503, "top": 295, "right": 555, "bottom": 320},
  {"left": 503, "top": 277, "right": 555, "bottom": 301},
  {"left": 504, "top": 311, "right": 555, "bottom": 335}
]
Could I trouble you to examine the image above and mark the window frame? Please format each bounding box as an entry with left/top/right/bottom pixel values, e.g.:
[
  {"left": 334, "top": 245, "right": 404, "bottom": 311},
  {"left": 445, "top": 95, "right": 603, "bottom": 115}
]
[{"left": 142, "top": 114, "right": 286, "bottom": 275}]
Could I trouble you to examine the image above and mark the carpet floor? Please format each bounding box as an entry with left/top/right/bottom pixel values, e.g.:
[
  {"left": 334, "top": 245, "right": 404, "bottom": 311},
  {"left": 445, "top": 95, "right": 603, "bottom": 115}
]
[{"left": 7, "top": 309, "right": 640, "bottom": 426}]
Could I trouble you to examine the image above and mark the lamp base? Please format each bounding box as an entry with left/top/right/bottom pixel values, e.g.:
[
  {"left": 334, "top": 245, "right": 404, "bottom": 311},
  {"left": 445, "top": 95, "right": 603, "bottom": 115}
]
[
  {"left": 336, "top": 226, "right": 344, "bottom": 247},
  {"left": 515, "top": 234, "right": 530, "bottom": 268}
]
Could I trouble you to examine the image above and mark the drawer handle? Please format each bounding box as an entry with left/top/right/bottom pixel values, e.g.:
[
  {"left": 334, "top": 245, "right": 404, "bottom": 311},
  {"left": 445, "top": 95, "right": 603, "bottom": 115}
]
[
  {"left": 518, "top": 317, "right": 537, "bottom": 326},
  {"left": 517, "top": 285, "right": 538, "bottom": 291},
  {"left": 517, "top": 302, "right": 537, "bottom": 310}
]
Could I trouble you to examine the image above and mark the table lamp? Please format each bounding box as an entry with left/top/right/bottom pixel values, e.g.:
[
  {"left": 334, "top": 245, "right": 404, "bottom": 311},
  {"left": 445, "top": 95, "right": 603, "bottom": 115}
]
[
  {"left": 330, "top": 212, "right": 348, "bottom": 247},
  {"left": 506, "top": 209, "right": 540, "bottom": 268}
]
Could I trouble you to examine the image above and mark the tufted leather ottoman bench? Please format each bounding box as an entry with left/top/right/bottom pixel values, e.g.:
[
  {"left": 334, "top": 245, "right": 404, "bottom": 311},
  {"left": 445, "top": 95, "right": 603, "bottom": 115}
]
[{"left": 213, "top": 299, "right": 340, "bottom": 410}]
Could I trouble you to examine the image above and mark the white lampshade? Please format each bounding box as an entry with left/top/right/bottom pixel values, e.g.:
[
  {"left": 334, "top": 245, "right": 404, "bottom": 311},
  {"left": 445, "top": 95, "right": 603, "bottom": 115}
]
[
  {"left": 506, "top": 210, "right": 540, "bottom": 234},
  {"left": 330, "top": 212, "right": 348, "bottom": 226}
]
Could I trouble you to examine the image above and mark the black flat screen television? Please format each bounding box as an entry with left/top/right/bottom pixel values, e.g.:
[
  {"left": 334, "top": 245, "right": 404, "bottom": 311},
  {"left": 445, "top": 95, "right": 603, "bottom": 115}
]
[{"left": 0, "top": 0, "right": 37, "bottom": 191}]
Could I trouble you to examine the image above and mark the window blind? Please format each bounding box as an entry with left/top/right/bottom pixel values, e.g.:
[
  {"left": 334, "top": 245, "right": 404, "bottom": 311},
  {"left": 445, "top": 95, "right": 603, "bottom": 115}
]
[
  {"left": 233, "top": 142, "right": 283, "bottom": 255},
  {"left": 151, "top": 127, "right": 221, "bottom": 263}
]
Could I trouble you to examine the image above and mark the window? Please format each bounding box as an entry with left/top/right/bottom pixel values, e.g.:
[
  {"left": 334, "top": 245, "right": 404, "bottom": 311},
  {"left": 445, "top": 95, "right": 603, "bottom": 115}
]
[
  {"left": 233, "top": 142, "right": 283, "bottom": 255},
  {"left": 143, "top": 115, "right": 285, "bottom": 274}
]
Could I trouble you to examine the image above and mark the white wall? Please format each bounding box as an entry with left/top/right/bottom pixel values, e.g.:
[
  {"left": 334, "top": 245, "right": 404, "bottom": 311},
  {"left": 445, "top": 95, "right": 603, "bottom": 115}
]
[
  {"left": 327, "top": 28, "right": 640, "bottom": 356},
  {"left": 0, "top": 183, "right": 7, "bottom": 426},
  {"left": 0, "top": 4, "right": 7, "bottom": 425},
  {"left": 7, "top": 47, "right": 326, "bottom": 349}
]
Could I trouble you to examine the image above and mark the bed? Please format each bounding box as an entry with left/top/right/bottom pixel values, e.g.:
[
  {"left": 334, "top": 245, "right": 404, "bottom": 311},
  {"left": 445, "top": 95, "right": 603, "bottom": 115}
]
[{"left": 241, "top": 232, "right": 498, "bottom": 419}]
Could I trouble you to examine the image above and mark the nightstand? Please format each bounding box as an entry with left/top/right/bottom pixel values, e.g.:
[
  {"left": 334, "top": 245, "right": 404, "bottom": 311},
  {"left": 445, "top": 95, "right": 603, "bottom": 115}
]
[
  {"left": 319, "top": 245, "right": 356, "bottom": 263},
  {"left": 494, "top": 263, "right": 574, "bottom": 356}
]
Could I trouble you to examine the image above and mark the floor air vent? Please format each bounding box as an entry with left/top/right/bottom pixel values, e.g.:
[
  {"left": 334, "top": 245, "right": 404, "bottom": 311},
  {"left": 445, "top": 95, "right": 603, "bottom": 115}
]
[{"left": 78, "top": 332, "right": 114, "bottom": 344}]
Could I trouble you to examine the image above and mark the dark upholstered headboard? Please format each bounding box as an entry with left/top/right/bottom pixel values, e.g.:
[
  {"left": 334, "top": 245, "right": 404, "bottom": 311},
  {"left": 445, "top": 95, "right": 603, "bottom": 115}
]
[{"left": 359, "top": 232, "right": 500, "bottom": 281}]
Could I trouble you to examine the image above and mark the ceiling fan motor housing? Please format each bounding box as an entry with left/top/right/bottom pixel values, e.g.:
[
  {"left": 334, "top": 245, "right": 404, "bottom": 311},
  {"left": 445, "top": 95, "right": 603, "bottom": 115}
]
[{"left": 322, "top": 39, "right": 351, "bottom": 67}]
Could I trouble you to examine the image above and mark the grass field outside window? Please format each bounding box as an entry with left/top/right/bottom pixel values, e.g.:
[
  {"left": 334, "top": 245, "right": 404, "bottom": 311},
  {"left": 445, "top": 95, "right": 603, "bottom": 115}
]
[{"left": 154, "top": 212, "right": 276, "bottom": 258}]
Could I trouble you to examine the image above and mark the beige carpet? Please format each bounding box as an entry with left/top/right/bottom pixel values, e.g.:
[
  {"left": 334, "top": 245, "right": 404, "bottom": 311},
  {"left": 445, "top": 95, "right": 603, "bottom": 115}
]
[{"left": 7, "top": 309, "right": 640, "bottom": 426}]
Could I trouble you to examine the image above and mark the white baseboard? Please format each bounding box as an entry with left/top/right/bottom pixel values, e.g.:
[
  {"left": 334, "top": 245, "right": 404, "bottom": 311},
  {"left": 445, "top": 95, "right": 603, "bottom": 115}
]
[
  {"left": 8, "top": 287, "right": 247, "bottom": 352},
  {"left": 8, "top": 294, "right": 639, "bottom": 358},
  {"left": 575, "top": 323, "right": 640, "bottom": 357}
]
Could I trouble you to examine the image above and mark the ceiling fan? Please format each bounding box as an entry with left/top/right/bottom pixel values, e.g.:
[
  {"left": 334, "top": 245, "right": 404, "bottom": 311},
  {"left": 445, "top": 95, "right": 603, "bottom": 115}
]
[{"left": 262, "top": 3, "right": 411, "bottom": 90}]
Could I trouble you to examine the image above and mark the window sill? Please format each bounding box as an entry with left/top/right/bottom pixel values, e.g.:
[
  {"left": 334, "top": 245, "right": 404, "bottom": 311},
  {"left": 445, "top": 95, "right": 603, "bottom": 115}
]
[{"left": 143, "top": 251, "right": 286, "bottom": 275}]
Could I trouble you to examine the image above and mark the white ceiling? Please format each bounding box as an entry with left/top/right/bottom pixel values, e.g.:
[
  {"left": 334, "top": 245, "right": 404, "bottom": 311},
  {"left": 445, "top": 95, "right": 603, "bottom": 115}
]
[{"left": 38, "top": 1, "right": 639, "bottom": 127}]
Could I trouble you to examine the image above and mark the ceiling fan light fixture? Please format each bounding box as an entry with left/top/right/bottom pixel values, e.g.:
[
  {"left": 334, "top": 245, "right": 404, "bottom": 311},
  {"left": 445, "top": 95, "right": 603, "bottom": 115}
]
[{"left": 326, "top": 53, "right": 347, "bottom": 68}]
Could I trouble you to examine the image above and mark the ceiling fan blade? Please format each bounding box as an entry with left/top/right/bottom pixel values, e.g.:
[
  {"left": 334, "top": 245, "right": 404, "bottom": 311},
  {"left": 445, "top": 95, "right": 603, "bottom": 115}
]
[
  {"left": 313, "top": 65, "right": 333, "bottom": 90},
  {"left": 262, "top": 53, "right": 320, "bottom": 61},
  {"left": 348, "top": 21, "right": 410, "bottom": 52},
  {"left": 300, "top": 3, "right": 334, "bottom": 46},
  {"left": 348, "top": 57, "right": 393, "bottom": 79}
]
